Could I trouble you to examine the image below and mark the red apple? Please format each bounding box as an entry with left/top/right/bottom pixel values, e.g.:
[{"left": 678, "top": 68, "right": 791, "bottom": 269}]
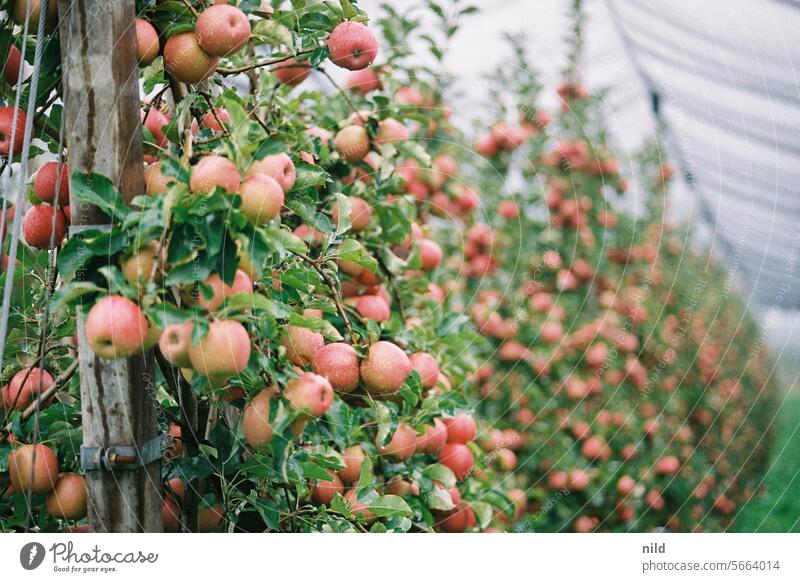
[
  {"left": 46, "top": 473, "right": 87, "bottom": 520},
  {"left": 345, "top": 68, "right": 382, "bottom": 93},
  {"left": 197, "top": 269, "right": 252, "bottom": 312},
  {"left": 334, "top": 125, "right": 370, "bottom": 163},
  {"left": 245, "top": 153, "right": 296, "bottom": 193},
  {"left": 377, "top": 422, "right": 417, "bottom": 461},
  {"left": 200, "top": 108, "right": 231, "bottom": 132},
  {"left": 273, "top": 58, "right": 311, "bottom": 87},
  {"left": 237, "top": 173, "right": 284, "bottom": 225},
  {"left": 85, "top": 295, "right": 149, "bottom": 359},
  {"left": 34, "top": 161, "right": 69, "bottom": 206},
  {"left": 195, "top": 4, "right": 251, "bottom": 57},
  {"left": 360, "top": 341, "right": 411, "bottom": 395},
  {"left": 655, "top": 456, "right": 681, "bottom": 475},
  {"left": 311, "top": 342, "right": 360, "bottom": 392},
  {"left": 0, "top": 106, "right": 27, "bottom": 156},
  {"left": 344, "top": 489, "right": 375, "bottom": 523},
  {"left": 158, "top": 321, "right": 194, "bottom": 368},
  {"left": 284, "top": 372, "right": 334, "bottom": 418},
  {"left": 144, "top": 162, "right": 174, "bottom": 196},
  {"left": 338, "top": 445, "right": 367, "bottom": 484},
  {"left": 188, "top": 319, "right": 251, "bottom": 377},
  {"left": 354, "top": 295, "right": 389, "bottom": 323},
  {"left": 141, "top": 108, "right": 170, "bottom": 149},
  {"left": 409, "top": 352, "right": 439, "bottom": 389},
  {"left": 4, "top": 44, "right": 21, "bottom": 85},
  {"left": 163, "top": 32, "right": 219, "bottom": 84},
  {"left": 135, "top": 18, "right": 160, "bottom": 65},
  {"left": 3, "top": 366, "right": 54, "bottom": 411},
  {"left": 281, "top": 325, "right": 324, "bottom": 367},
  {"left": 617, "top": 475, "right": 635, "bottom": 496},
  {"left": 332, "top": 196, "right": 372, "bottom": 231},
  {"left": 190, "top": 154, "right": 240, "bottom": 194},
  {"left": 243, "top": 389, "right": 274, "bottom": 449},
  {"left": 22, "top": 204, "right": 66, "bottom": 249},
  {"left": 327, "top": 21, "right": 378, "bottom": 70},
  {"left": 444, "top": 413, "right": 477, "bottom": 444},
  {"left": 375, "top": 118, "right": 408, "bottom": 144},
  {"left": 438, "top": 502, "right": 474, "bottom": 532},
  {"left": 8, "top": 444, "right": 59, "bottom": 493},
  {"left": 416, "top": 418, "right": 448, "bottom": 454},
  {"left": 13, "top": 0, "right": 58, "bottom": 29},
  {"left": 438, "top": 443, "right": 474, "bottom": 481},
  {"left": 418, "top": 239, "right": 443, "bottom": 271},
  {"left": 311, "top": 470, "right": 343, "bottom": 505}
]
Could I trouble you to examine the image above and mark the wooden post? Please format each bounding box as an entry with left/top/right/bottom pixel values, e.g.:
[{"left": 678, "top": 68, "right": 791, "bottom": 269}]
[{"left": 57, "top": 0, "right": 162, "bottom": 532}]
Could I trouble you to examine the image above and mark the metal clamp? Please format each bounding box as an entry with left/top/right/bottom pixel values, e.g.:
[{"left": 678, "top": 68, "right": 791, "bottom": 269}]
[{"left": 80, "top": 434, "right": 165, "bottom": 472}]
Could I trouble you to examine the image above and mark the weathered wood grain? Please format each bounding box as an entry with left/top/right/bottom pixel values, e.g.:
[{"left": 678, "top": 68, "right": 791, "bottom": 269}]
[{"left": 57, "top": 0, "right": 161, "bottom": 532}]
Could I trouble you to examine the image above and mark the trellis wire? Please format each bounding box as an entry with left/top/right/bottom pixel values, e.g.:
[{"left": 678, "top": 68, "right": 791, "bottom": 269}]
[{"left": 0, "top": 0, "right": 56, "bottom": 531}]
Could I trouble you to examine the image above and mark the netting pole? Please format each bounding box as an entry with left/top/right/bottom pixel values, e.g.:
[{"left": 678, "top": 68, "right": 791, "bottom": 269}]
[{"left": 57, "top": 0, "right": 161, "bottom": 532}]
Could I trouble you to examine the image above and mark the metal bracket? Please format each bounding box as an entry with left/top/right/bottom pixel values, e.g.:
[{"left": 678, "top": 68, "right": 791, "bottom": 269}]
[{"left": 80, "top": 434, "right": 165, "bottom": 472}]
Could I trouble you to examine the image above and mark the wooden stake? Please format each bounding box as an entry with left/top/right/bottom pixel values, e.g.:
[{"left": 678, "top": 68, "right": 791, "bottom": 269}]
[{"left": 57, "top": 0, "right": 161, "bottom": 532}]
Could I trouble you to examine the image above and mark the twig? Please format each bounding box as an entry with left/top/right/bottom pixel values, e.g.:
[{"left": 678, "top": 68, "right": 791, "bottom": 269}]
[
  {"left": 168, "top": 78, "right": 193, "bottom": 163},
  {"left": 141, "top": 84, "right": 172, "bottom": 126},
  {"left": 216, "top": 49, "right": 316, "bottom": 77},
  {"left": 318, "top": 67, "right": 366, "bottom": 124},
  {"left": 291, "top": 251, "right": 358, "bottom": 345},
  {"left": 194, "top": 134, "right": 224, "bottom": 146},
  {"left": 179, "top": 0, "right": 200, "bottom": 19},
  {"left": 197, "top": 91, "right": 232, "bottom": 141},
  {"left": 32, "top": 91, "right": 60, "bottom": 124},
  {"left": 146, "top": 74, "right": 187, "bottom": 284},
  {"left": 1, "top": 359, "right": 79, "bottom": 436},
  {"left": 0, "top": 344, "right": 60, "bottom": 425},
  {"left": 373, "top": 250, "right": 407, "bottom": 321}
]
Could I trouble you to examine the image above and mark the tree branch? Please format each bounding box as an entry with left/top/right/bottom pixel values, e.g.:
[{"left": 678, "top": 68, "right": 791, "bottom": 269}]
[
  {"left": 1, "top": 359, "right": 79, "bottom": 436},
  {"left": 291, "top": 251, "right": 358, "bottom": 345},
  {"left": 216, "top": 49, "right": 316, "bottom": 77}
]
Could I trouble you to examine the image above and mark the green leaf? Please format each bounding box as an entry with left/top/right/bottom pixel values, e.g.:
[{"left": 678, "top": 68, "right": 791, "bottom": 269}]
[
  {"left": 310, "top": 447, "right": 346, "bottom": 471},
  {"left": 251, "top": 493, "right": 281, "bottom": 529},
  {"left": 374, "top": 401, "right": 392, "bottom": 446},
  {"left": 471, "top": 501, "right": 493, "bottom": 529},
  {"left": 294, "top": 163, "right": 330, "bottom": 190},
  {"left": 339, "top": 0, "right": 357, "bottom": 18},
  {"left": 399, "top": 373, "right": 421, "bottom": 408},
  {"left": 70, "top": 172, "right": 129, "bottom": 222},
  {"left": 368, "top": 495, "right": 413, "bottom": 518},
  {"left": 482, "top": 490, "right": 516, "bottom": 518},
  {"left": 253, "top": 19, "right": 293, "bottom": 46},
  {"left": 330, "top": 492, "right": 351, "bottom": 518},
  {"left": 272, "top": 229, "right": 308, "bottom": 255},
  {"left": 50, "top": 281, "right": 103, "bottom": 310},
  {"left": 396, "top": 141, "right": 432, "bottom": 168},
  {"left": 253, "top": 138, "right": 287, "bottom": 161},
  {"left": 354, "top": 454, "right": 373, "bottom": 493},
  {"left": 424, "top": 484, "right": 455, "bottom": 511},
  {"left": 333, "top": 193, "right": 351, "bottom": 235},
  {"left": 147, "top": 303, "right": 192, "bottom": 329},
  {"left": 301, "top": 461, "right": 334, "bottom": 481},
  {"left": 57, "top": 229, "right": 128, "bottom": 278},
  {"left": 422, "top": 463, "right": 457, "bottom": 489},
  {"left": 331, "top": 239, "right": 378, "bottom": 272},
  {"left": 223, "top": 292, "right": 284, "bottom": 316}
]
